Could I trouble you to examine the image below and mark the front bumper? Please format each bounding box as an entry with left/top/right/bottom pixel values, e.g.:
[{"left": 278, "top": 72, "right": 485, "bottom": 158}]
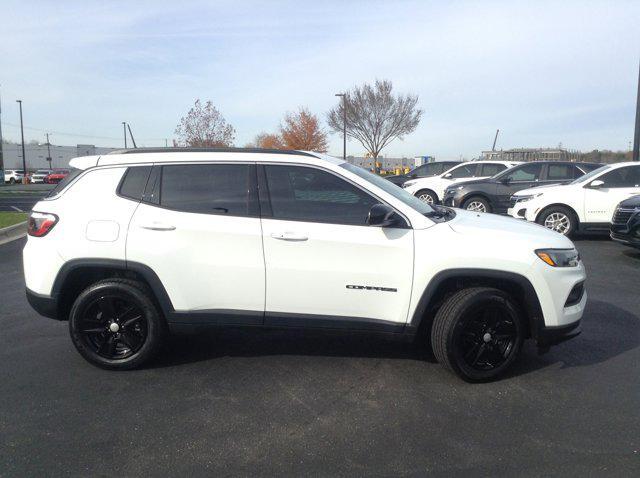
[
  {"left": 26, "top": 288, "right": 59, "bottom": 320},
  {"left": 443, "top": 189, "right": 463, "bottom": 207},
  {"left": 536, "top": 319, "right": 582, "bottom": 348},
  {"left": 610, "top": 214, "right": 640, "bottom": 248}
]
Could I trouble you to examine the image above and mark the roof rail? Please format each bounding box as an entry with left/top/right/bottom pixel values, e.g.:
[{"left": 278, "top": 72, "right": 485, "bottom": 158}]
[{"left": 107, "top": 147, "right": 319, "bottom": 158}]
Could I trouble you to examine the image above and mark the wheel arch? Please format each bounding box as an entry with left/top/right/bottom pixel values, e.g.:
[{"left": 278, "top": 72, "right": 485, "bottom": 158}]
[
  {"left": 535, "top": 203, "right": 580, "bottom": 225},
  {"left": 52, "top": 259, "right": 173, "bottom": 321},
  {"left": 414, "top": 188, "right": 439, "bottom": 203},
  {"left": 460, "top": 192, "right": 493, "bottom": 210},
  {"left": 408, "top": 269, "right": 544, "bottom": 340}
]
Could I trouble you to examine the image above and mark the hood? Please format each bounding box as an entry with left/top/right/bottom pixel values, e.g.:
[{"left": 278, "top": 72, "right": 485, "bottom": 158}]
[
  {"left": 448, "top": 209, "right": 574, "bottom": 249},
  {"left": 512, "top": 183, "right": 570, "bottom": 197},
  {"left": 448, "top": 177, "right": 496, "bottom": 189},
  {"left": 620, "top": 194, "right": 640, "bottom": 208}
]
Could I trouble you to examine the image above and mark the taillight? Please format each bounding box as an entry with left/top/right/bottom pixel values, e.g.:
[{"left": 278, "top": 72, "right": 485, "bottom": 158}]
[{"left": 28, "top": 212, "right": 58, "bottom": 237}]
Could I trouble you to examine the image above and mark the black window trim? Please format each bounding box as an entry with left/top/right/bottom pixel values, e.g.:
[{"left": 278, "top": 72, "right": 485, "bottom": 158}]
[
  {"left": 257, "top": 162, "right": 412, "bottom": 229},
  {"left": 136, "top": 161, "right": 260, "bottom": 219},
  {"left": 116, "top": 165, "right": 153, "bottom": 202}
]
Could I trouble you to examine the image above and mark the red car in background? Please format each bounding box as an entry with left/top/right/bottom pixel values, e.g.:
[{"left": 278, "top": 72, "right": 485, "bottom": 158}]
[{"left": 44, "top": 169, "right": 70, "bottom": 184}]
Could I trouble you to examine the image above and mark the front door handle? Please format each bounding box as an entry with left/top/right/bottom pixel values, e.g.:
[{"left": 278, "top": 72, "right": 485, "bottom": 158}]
[
  {"left": 270, "top": 232, "right": 308, "bottom": 241},
  {"left": 140, "top": 222, "right": 176, "bottom": 231}
]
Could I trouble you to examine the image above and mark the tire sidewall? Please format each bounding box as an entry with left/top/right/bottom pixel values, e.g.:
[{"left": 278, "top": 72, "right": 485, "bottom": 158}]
[
  {"left": 68, "top": 281, "right": 163, "bottom": 370},
  {"left": 446, "top": 290, "right": 525, "bottom": 382}
]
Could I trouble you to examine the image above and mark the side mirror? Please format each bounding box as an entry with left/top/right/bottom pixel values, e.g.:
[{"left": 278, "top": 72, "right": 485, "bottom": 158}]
[
  {"left": 443, "top": 173, "right": 452, "bottom": 179},
  {"left": 500, "top": 176, "right": 511, "bottom": 184},
  {"left": 589, "top": 179, "right": 604, "bottom": 188},
  {"left": 367, "top": 203, "right": 405, "bottom": 228}
]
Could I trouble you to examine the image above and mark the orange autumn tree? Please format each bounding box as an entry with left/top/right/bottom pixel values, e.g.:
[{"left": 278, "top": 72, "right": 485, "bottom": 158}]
[
  {"left": 280, "top": 107, "right": 328, "bottom": 152},
  {"left": 252, "top": 132, "right": 284, "bottom": 149}
]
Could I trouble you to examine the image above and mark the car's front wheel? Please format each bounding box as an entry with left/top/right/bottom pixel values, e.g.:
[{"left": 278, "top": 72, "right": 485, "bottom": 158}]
[
  {"left": 68, "top": 279, "right": 166, "bottom": 370},
  {"left": 431, "top": 287, "right": 525, "bottom": 382},
  {"left": 415, "top": 189, "right": 438, "bottom": 204},
  {"left": 536, "top": 206, "right": 577, "bottom": 236},
  {"left": 462, "top": 196, "right": 491, "bottom": 213}
]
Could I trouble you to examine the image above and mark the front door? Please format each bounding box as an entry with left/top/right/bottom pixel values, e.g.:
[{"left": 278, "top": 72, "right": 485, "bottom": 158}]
[
  {"left": 126, "top": 163, "right": 265, "bottom": 323},
  {"left": 259, "top": 164, "right": 414, "bottom": 328},
  {"left": 583, "top": 165, "right": 640, "bottom": 224}
]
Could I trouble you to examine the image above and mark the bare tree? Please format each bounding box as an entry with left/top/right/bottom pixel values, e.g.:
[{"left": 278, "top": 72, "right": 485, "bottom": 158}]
[
  {"left": 280, "top": 107, "right": 328, "bottom": 152},
  {"left": 175, "top": 99, "right": 235, "bottom": 147},
  {"left": 327, "top": 79, "right": 422, "bottom": 160}
]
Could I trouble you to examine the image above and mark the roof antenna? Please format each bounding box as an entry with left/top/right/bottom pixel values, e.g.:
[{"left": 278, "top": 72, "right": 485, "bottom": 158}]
[{"left": 126, "top": 123, "right": 137, "bottom": 148}]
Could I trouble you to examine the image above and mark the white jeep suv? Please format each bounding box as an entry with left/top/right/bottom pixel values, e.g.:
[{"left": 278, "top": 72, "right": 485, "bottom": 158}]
[
  {"left": 509, "top": 162, "right": 640, "bottom": 236},
  {"left": 24, "top": 148, "right": 586, "bottom": 382},
  {"left": 402, "top": 161, "right": 520, "bottom": 204}
]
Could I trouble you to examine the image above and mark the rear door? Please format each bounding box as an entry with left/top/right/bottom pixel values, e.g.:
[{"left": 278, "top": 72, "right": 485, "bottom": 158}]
[
  {"left": 583, "top": 165, "right": 640, "bottom": 224},
  {"left": 259, "top": 164, "right": 414, "bottom": 328},
  {"left": 542, "top": 163, "right": 579, "bottom": 186},
  {"left": 126, "top": 163, "right": 265, "bottom": 323},
  {"left": 495, "top": 163, "right": 544, "bottom": 210}
]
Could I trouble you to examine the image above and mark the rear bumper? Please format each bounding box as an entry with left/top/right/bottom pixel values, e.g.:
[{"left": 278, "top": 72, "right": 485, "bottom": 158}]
[{"left": 26, "top": 288, "right": 60, "bottom": 320}]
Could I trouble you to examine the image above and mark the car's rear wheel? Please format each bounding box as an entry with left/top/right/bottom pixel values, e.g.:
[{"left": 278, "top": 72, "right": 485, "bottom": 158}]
[
  {"left": 536, "top": 206, "right": 577, "bottom": 236},
  {"left": 415, "top": 189, "right": 438, "bottom": 204},
  {"left": 431, "top": 287, "right": 525, "bottom": 382},
  {"left": 9, "top": 177, "right": 15, "bottom": 184},
  {"left": 69, "top": 279, "right": 166, "bottom": 370},
  {"left": 462, "top": 196, "right": 491, "bottom": 213}
]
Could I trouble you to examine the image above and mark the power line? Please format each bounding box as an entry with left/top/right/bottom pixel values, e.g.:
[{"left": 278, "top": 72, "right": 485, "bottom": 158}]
[{"left": 2, "top": 121, "right": 168, "bottom": 142}]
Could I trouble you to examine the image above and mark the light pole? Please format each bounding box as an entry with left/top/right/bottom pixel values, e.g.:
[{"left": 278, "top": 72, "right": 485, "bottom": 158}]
[
  {"left": 335, "top": 93, "right": 346, "bottom": 160},
  {"left": 16, "top": 100, "right": 27, "bottom": 184},
  {"left": 45, "top": 133, "right": 52, "bottom": 170},
  {"left": 122, "top": 122, "right": 127, "bottom": 149},
  {"left": 633, "top": 60, "right": 640, "bottom": 162}
]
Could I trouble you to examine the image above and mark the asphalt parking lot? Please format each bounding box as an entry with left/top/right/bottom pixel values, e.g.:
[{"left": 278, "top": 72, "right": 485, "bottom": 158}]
[
  {"left": 1, "top": 236, "right": 639, "bottom": 476},
  {"left": 0, "top": 184, "right": 53, "bottom": 212}
]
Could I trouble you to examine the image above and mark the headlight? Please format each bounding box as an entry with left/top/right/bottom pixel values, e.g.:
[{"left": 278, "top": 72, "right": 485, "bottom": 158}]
[
  {"left": 514, "top": 193, "right": 543, "bottom": 203},
  {"left": 402, "top": 181, "right": 416, "bottom": 188},
  {"left": 535, "top": 248, "right": 580, "bottom": 267}
]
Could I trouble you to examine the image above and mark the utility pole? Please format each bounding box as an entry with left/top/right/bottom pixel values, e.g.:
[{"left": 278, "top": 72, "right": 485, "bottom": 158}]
[
  {"left": 126, "top": 123, "right": 137, "bottom": 148},
  {"left": 492, "top": 129, "right": 500, "bottom": 151},
  {"left": 16, "top": 100, "right": 27, "bottom": 184},
  {"left": 335, "top": 93, "right": 346, "bottom": 160},
  {"left": 45, "top": 133, "right": 52, "bottom": 170},
  {"left": 122, "top": 122, "right": 127, "bottom": 149},
  {"left": 633, "top": 60, "right": 640, "bottom": 162}
]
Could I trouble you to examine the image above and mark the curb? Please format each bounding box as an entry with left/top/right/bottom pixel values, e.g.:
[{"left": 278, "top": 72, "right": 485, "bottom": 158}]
[{"left": 0, "top": 221, "right": 28, "bottom": 246}]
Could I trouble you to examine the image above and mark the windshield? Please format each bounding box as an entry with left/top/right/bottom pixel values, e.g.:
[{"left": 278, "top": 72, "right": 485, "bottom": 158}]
[
  {"left": 340, "top": 163, "right": 435, "bottom": 215},
  {"left": 570, "top": 164, "right": 610, "bottom": 184}
]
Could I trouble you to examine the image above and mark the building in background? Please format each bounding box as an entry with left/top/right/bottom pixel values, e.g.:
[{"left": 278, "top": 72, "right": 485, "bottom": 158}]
[
  {"left": 0, "top": 143, "right": 117, "bottom": 170},
  {"left": 481, "top": 148, "right": 581, "bottom": 162}
]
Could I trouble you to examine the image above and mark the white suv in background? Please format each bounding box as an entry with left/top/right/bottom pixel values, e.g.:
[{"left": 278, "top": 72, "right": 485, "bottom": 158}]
[
  {"left": 4, "top": 169, "right": 25, "bottom": 184},
  {"left": 402, "top": 161, "right": 521, "bottom": 204},
  {"left": 509, "top": 162, "right": 640, "bottom": 236},
  {"left": 24, "top": 148, "right": 586, "bottom": 382}
]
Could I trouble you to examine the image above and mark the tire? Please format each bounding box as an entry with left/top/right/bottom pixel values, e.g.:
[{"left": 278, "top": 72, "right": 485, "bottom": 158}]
[
  {"left": 462, "top": 196, "right": 492, "bottom": 213},
  {"left": 9, "top": 178, "right": 15, "bottom": 184},
  {"left": 68, "top": 278, "right": 166, "bottom": 370},
  {"left": 415, "top": 189, "right": 438, "bottom": 205},
  {"left": 536, "top": 206, "right": 577, "bottom": 236},
  {"left": 431, "top": 287, "right": 525, "bottom": 382}
]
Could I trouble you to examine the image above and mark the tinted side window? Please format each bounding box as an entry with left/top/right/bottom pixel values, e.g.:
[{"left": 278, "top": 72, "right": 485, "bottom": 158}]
[
  {"left": 448, "top": 164, "right": 477, "bottom": 179},
  {"left": 160, "top": 164, "right": 250, "bottom": 216},
  {"left": 119, "top": 166, "right": 152, "bottom": 200},
  {"left": 505, "top": 163, "right": 542, "bottom": 182},
  {"left": 264, "top": 165, "right": 378, "bottom": 225},
  {"left": 598, "top": 166, "right": 640, "bottom": 188},
  {"left": 481, "top": 163, "right": 506, "bottom": 177},
  {"left": 547, "top": 164, "right": 576, "bottom": 181}
]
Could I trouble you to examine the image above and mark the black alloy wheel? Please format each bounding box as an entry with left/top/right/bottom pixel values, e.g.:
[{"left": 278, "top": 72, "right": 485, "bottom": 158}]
[{"left": 69, "top": 279, "right": 165, "bottom": 370}]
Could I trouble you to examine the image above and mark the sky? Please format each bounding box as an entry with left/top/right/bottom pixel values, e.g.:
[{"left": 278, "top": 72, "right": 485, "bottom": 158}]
[{"left": 0, "top": 0, "right": 639, "bottom": 159}]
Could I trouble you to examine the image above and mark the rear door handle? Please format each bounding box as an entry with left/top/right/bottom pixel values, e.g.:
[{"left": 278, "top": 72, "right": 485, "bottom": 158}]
[
  {"left": 270, "top": 232, "right": 308, "bottom": 241},
  {"left": 140, "top": 222, "right": 176, "bottom": 231}
]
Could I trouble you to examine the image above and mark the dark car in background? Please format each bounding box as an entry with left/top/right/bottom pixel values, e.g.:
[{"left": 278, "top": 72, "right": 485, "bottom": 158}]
[
  {"left": 610, "top": 195, "right": 640, "bottom": 249},
  {"left": 386, "top": 160, "right": 461, "bottom": 186},
  {"left": 443, "top": 161, "right": 602, "bottom": 214}
]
